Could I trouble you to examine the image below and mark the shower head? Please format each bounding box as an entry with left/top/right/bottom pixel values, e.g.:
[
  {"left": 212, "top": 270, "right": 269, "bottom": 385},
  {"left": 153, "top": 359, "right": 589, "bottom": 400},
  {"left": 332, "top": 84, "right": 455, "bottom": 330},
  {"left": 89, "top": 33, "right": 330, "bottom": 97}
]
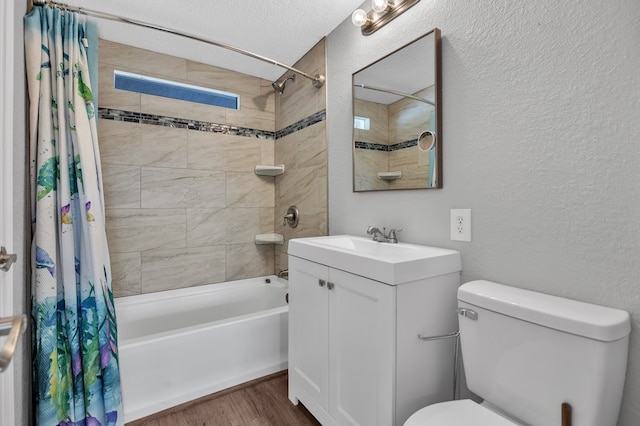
[{"left": 272, "top": 74, "right": 296, "bottom": 94}]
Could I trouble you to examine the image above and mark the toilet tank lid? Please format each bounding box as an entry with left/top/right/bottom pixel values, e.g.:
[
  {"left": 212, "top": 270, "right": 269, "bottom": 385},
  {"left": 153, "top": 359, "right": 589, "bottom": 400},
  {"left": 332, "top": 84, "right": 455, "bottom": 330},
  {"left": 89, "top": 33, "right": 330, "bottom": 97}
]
[{"left": 458, "top": 280, "right": 631, "bottom": 342}]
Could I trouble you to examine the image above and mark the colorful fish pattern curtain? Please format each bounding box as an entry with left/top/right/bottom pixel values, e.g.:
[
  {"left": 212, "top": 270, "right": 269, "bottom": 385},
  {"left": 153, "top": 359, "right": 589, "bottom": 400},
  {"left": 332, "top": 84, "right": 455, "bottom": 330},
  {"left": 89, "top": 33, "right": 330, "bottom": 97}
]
[{"left": 25, "top": 6, "right": 123, "bottom": 426}]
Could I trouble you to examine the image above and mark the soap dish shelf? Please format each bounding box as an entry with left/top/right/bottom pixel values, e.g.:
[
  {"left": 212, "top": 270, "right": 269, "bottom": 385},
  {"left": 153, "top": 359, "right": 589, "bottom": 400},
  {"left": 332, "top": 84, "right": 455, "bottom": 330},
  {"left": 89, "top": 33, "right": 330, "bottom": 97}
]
[
  {"left": 255, "top": 233, "right": 285, "bottom": 245},
  {"left": 378, "top": 171, "right": 402, "bottom": 181},
  {"left": 255, "top": 164, "right": 285, "bottom": 176}
]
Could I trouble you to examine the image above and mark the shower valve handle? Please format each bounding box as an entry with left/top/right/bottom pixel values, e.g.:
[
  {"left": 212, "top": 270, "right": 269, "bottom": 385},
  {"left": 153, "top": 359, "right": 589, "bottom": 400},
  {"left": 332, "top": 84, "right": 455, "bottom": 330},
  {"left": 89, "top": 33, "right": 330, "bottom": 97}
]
[
  {"left": 282, "top": 213, "right": 295, "bottom": 225},
  {"left": 282, "top": 206, "right": 299, "bottom": 228}
]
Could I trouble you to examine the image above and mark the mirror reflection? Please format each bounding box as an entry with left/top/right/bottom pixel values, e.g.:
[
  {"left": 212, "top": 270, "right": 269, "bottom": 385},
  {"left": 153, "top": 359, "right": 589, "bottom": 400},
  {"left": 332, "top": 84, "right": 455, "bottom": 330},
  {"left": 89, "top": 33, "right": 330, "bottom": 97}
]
[{"left": 352, "top": 29, "right": 441, "bottom": 191}]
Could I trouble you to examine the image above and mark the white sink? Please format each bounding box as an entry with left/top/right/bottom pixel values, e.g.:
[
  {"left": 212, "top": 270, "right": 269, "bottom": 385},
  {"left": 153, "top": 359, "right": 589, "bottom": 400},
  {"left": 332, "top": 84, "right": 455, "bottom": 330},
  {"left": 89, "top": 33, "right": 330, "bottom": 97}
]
[{"left": 288, "top": 235, "right": 461, "bottom": 285}]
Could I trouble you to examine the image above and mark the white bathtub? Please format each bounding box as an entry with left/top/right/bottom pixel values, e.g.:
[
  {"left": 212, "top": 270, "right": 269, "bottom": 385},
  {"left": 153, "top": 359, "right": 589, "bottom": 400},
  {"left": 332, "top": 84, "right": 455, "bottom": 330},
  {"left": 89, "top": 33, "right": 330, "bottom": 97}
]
[{"left": 115, "top": 276, "right": 289, "bottom": 422}]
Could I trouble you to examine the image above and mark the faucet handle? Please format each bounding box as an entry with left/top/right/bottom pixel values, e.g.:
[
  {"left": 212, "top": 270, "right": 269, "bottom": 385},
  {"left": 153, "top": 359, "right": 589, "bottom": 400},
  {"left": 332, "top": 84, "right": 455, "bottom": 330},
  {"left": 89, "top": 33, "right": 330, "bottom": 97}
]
[{"left": 387, "top": 228, "right": 402, "bottom": 243}]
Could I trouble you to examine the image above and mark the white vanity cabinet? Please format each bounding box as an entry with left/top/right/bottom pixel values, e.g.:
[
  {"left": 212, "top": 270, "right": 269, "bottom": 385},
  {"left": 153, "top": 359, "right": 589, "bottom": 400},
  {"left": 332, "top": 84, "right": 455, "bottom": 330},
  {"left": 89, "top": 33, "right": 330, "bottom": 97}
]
[
  {"left": 288, "top": 256, "right": 395, "bottom": 425},
  {"left": 288, "top": 236, "right": 462, "bottom": 426}
]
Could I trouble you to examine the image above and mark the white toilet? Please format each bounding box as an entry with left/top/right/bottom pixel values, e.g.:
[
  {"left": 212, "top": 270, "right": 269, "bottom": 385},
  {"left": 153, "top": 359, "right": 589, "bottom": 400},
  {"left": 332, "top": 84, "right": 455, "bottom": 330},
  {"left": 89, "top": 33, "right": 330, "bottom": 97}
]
[{"left": 405, "top": 280, "right": 631, "bottom": 426}]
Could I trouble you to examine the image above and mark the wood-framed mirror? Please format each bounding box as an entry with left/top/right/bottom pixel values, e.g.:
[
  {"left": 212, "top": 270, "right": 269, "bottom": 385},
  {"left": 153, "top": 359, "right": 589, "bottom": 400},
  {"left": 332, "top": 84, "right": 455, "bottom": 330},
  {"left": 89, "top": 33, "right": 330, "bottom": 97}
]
[{"left": 352, "top": 28, "right": 441, "bottom": 191}]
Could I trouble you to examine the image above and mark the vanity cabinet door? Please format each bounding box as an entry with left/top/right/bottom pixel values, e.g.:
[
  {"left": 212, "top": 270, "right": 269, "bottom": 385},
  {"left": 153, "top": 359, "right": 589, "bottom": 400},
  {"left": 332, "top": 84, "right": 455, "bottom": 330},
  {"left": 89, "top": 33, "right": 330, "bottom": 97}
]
[
  {"left": 288, "top": 256, "right": 332, "bottom": 423},
  {"left": 328, "top": 268, "right": 395, "bottom": 426}
]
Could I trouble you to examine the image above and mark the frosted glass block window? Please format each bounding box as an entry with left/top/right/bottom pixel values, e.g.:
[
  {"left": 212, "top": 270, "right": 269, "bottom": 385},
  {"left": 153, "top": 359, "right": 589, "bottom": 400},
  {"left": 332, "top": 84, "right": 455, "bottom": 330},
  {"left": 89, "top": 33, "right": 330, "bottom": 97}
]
[
  {"left": 114, "top": 70, "right": 240, "bottom": 110},
  {"left": 354, "top": 116, "right": 370, "bottom": 130}
]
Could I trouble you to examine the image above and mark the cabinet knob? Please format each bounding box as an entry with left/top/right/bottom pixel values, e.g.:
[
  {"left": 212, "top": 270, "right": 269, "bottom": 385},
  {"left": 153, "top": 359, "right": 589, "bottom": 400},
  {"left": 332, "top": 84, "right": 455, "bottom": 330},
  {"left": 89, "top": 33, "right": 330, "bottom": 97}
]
[
  {"left": 318, "top": 279, "right": 326, "bottom": 287},
  {"left": 327, "top": 282, "right": 334, "bottom": 290}
]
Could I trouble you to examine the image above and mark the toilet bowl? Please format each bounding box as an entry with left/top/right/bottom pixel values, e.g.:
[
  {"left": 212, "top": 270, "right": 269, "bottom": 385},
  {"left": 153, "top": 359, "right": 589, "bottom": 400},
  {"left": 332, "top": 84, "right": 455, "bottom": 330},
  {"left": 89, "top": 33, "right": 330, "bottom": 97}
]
[
  {"left": 404, "top": 280, "right": 631, "bottom": 426},
  {"left": 404, "top": 400, "right": 521, "bottom": 426}
]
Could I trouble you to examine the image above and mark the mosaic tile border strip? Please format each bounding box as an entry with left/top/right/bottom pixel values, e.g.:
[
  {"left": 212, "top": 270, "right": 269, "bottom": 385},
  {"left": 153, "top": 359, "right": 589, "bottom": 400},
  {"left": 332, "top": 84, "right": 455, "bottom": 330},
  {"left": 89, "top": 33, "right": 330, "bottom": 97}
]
[
  {"left": 355, "top": 138, "right": 418, "bottom": 152},
  {"left": 355, "top": 141, "right": 388, "bottom": 151},
  {"left": 98, "top": 108, "right": 275, "bottom": 139},
  {"left": 275, "top": 110, "right": 326, "bottom": 139},
  {"left": 98, "top": 108, "right": 326, "bottom": 141},
  {"left": 390, "top": 139, "right": 418, "bottom": 150}
]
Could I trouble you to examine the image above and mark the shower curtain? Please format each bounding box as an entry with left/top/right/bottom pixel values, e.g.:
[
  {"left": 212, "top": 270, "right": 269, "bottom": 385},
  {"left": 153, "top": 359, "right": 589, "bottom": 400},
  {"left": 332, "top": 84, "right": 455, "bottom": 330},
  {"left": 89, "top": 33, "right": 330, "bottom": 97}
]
[{"left": 25, "top": 6, "right": 123, "bottom": 426}]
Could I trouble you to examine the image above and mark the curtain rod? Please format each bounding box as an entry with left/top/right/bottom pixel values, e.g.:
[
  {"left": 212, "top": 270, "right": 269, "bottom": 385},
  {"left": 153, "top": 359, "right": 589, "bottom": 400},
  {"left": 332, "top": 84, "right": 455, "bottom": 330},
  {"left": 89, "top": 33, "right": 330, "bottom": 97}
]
[
  {"left": 32, "top": 0, "right": 326, "bottom": 89},
  {"left": 354, "top": 84, "right": 435, "bottom": 106}
]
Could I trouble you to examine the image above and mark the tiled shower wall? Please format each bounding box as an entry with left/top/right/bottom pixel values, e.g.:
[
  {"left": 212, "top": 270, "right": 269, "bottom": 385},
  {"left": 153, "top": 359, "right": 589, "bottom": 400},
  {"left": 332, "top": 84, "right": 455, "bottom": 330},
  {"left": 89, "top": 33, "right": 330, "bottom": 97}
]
[
  {"left": 98, "top": 40, "right": 279, "bottom": 297},
  {"left": 274, "top": 39, "right": 329, "bottom": 272},
  {"left": 388, "top": 87, "right": 433, "bottom": 189},
  {"left": 354, "top": 98, "right": 390, "bottom": 190}
]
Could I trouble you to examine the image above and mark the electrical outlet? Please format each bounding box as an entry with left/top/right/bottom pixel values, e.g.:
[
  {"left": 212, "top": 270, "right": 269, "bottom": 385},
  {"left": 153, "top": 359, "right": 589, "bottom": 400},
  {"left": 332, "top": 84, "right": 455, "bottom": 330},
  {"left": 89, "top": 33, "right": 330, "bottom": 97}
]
[{"left": 450, "top": 209, "right": 471, "bottom": 242}]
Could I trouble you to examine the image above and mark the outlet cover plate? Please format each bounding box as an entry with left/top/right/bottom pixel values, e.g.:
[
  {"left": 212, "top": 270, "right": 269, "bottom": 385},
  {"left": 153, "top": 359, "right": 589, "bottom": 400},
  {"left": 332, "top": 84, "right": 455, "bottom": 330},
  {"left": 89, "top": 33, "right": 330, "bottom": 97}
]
[{"left": 450, "top": 209, "right": 471, "bottom": 242}]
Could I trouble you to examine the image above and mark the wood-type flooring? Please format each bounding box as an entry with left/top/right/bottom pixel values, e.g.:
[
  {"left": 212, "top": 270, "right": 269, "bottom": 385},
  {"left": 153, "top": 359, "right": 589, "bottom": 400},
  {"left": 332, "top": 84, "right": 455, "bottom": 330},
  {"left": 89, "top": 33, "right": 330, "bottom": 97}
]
[{"left": 127, "top": 371, "right": 321, "bottom": 426}]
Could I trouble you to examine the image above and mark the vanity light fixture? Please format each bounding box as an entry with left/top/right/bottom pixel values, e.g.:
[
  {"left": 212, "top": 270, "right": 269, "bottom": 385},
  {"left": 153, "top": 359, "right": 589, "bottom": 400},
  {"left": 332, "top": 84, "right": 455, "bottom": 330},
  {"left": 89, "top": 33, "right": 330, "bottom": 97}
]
[{"left": 351, "top": 0, "right": 421, "bottom": 35}]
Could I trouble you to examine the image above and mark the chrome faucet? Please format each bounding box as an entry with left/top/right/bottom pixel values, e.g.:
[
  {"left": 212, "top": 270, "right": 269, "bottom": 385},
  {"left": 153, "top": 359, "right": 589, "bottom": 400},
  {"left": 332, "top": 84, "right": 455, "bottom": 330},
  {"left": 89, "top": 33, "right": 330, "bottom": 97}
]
[
  {"left": 277, "top": 269, "right": 289, "bottom": 279},
  {"left": 366, "top": 226, "right": 386, "bottom": 242},
  {"left": 386, "top": 228, "right": 402, "bottom": 244},
  {"left": 366, "top": 226, "right": 402, "bottom": 243}
]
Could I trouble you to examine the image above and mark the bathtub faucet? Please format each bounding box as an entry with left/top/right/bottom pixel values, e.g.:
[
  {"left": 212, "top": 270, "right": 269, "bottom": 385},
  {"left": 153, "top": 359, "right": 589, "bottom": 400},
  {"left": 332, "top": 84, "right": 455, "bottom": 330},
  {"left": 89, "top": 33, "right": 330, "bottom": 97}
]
[
  {"left": 277, "top": 269, "right": 289, "bottom": 279},
  {"left": 366, "top": 226, "right": 402, "bottom": 243}
]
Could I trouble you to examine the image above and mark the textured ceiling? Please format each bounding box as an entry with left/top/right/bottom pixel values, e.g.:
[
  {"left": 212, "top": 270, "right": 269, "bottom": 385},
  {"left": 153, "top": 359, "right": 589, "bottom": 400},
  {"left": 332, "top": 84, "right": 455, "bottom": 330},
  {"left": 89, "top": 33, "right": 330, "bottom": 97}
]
[{"left": 62, "top": 0, "right": 365, "bottom": 81}]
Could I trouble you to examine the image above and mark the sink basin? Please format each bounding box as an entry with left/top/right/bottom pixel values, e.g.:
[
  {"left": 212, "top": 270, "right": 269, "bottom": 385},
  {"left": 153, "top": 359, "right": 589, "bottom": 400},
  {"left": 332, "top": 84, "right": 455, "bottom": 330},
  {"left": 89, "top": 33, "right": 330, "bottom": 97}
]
[{"left": 288, "top": 235, "right": 461, "bottom": 285}]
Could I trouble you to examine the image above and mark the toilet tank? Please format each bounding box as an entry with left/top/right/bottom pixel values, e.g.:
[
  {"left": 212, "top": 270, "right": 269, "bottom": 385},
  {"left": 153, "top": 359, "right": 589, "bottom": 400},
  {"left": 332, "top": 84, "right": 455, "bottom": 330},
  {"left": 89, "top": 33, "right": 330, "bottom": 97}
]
[{"left": 457, "top": 280, "right": 630, "bottom": 426}]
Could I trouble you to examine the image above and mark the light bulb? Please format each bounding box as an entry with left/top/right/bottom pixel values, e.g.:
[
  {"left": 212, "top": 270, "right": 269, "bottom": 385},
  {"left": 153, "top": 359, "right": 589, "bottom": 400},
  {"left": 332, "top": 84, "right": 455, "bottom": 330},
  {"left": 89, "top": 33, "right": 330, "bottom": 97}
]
[
  {"left": 371, "top": 0, "right": 389, "bottom": 13},
  {"left": 351, "top": 9, "right": 368, "bottom": 27}
]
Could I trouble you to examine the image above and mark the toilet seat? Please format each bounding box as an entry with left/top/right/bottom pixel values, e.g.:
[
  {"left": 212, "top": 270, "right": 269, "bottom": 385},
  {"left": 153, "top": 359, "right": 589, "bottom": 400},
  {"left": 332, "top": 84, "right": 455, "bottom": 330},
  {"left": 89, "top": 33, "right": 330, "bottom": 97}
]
[{"left": 404, "top": 399, "right": 520, "bottom": 426}]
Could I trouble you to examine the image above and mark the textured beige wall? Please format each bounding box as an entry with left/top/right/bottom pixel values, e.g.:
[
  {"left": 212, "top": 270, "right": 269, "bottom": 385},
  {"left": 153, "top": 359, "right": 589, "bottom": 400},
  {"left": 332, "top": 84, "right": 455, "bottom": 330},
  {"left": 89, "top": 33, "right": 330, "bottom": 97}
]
[
  {"left": 328, "top": 1, "right": 640, "bottom": 424},
  {"left": 98, "top": 41, "right": 277, "bottom": 296},
  {"left": 274, "top": 39, "right": 328, "bottom": 273}
]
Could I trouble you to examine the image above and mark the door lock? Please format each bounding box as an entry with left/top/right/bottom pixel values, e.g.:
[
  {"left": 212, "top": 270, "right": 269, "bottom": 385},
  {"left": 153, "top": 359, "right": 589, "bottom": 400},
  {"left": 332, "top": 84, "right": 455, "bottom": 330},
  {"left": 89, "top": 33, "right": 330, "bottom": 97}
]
[{"left": 0, "top": 247, "right": 17, "bottom": 272}]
